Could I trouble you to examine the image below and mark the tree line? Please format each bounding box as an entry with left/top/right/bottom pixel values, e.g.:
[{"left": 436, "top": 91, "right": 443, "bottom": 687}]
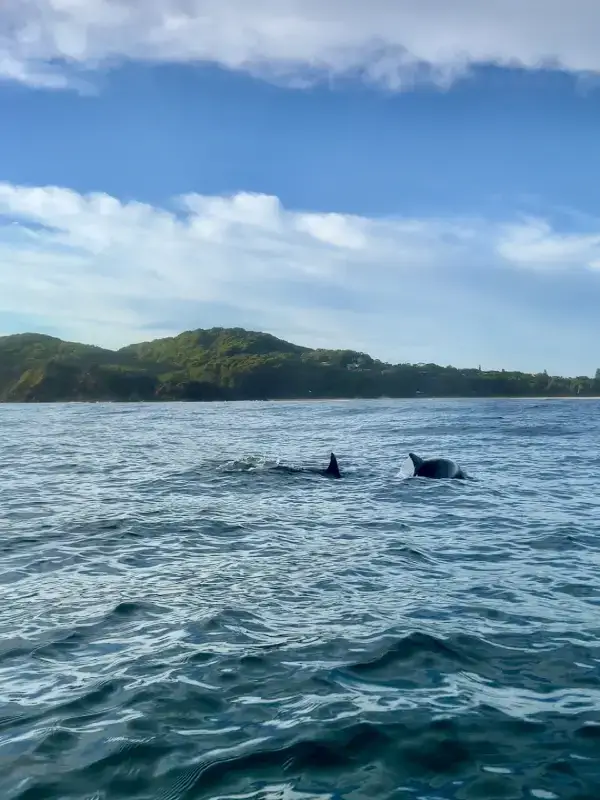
[{"left": 0, "top": 328, "right": 598, "bottom": 402}]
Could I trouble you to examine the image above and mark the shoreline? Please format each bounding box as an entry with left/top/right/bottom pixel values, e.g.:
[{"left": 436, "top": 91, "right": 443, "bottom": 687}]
[{"left": 2, "top": 395, "right": 600, "bottom": 405}]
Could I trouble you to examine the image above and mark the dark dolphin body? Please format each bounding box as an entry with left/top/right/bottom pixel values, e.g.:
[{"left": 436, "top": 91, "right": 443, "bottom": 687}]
[
  {"left": 321, "top": 452, "right": 341, "bottom": 479},
  {"left": 408, "top": 452, "right": 467, "bottom": 480},
  {"left": 273, "top": 452, "right": 342, "bottom": 479}
]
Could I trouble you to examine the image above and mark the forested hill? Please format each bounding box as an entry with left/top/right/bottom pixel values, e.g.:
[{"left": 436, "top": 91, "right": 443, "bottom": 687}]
[{"left": 0, "top": 327, "right": 597, "bottom": 402}]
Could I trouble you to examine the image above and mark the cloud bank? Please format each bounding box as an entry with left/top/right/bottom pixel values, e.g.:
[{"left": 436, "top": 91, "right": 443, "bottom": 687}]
[
  {"left": 1, "top": 181, "right": 600, "bottom": 374},
  {"left": 1, "top": 0, "right": 600, "bottom": 90}
]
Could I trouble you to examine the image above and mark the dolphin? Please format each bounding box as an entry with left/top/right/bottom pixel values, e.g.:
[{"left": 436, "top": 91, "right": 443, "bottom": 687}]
[
  {"left": 271, "top": 452, "right": 342, "bottom": 479},
  {"left": 408, "top": 452, "right": 467, "bottom": 480},
  {"left": 321, "top": 452, "right": 341, "bottom": 479}
]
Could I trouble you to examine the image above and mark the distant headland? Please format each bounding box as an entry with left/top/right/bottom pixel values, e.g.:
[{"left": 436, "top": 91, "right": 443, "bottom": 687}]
[{"left": 0, "top": 327, "right": 598, "bottom": 403}]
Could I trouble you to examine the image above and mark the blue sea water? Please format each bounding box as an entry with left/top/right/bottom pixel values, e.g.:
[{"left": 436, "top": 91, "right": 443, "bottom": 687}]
[{"left": 1, "top": 398, "right": 600, "bottom": 800}]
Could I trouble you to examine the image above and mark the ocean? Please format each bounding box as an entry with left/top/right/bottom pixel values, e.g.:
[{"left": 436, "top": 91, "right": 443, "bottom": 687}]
[{"left": 1, "top": 399, "right": 600, "bottom": 800}]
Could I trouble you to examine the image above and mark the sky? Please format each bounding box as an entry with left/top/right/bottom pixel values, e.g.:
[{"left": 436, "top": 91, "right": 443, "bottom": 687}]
[{"left": 1, "top": 2, "right": 600, "bottom": 376}]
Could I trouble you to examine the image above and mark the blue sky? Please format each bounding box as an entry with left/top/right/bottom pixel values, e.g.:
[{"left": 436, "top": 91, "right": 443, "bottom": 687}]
[{"left": 1, "top": 1, "right": 600, "bottom": 376}]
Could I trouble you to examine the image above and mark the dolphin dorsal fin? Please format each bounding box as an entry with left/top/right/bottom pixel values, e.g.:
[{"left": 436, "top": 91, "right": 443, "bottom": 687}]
[
  {"left": 325, "top": 452, "right": 341, "bottom": 479},
  {"left": 408, "top": 452, "right": 424, "bottom": 473}
]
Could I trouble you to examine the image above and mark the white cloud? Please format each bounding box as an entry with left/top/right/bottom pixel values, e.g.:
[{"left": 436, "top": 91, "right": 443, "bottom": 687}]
[
  {"left": 1, "top": 0, "right": 600, "bottom": 90},
  {"left": 295, "top": 213, "right": 368, "bottom": 251},
  {"left": 1, "top": 181, "right": 600, "bottom": 374},
  {"left": 497, "top": 219, "right": 600, "bottom": 269}
]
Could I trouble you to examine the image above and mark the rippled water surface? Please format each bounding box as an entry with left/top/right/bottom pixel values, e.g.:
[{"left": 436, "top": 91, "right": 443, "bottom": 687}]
[{"left": 2, "top": 399, "right": 600, "bottom": 800}]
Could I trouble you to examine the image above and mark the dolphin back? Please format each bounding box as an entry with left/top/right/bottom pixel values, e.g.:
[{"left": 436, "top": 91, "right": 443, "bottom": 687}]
[
  {"left": 408, "top": 452, "right": 424, "bottom": 475},
  {"left": 324, "top": 452, "right": 341, "bottom": 479},
  {"left": 409, "top": 452, "right": 466, "bottom": 479}
]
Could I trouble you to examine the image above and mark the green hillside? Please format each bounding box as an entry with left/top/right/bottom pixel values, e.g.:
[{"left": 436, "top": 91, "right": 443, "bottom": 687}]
[{"left": 0, "top": 327, "right": 597, "bottom": 402}]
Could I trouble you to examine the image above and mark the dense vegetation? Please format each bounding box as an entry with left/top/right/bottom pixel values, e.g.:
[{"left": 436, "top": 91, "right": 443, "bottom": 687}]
[{"left": 0, "top": 327, "right": 598, "bottom": 402}]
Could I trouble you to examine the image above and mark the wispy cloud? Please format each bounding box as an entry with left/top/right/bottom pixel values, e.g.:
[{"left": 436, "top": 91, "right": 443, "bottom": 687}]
[
  {"left": 2, "top": 0, "right": 600, "bottom": 91},
  {"left": 1, "top": 181, "right": 600, "bottom": 374}
]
